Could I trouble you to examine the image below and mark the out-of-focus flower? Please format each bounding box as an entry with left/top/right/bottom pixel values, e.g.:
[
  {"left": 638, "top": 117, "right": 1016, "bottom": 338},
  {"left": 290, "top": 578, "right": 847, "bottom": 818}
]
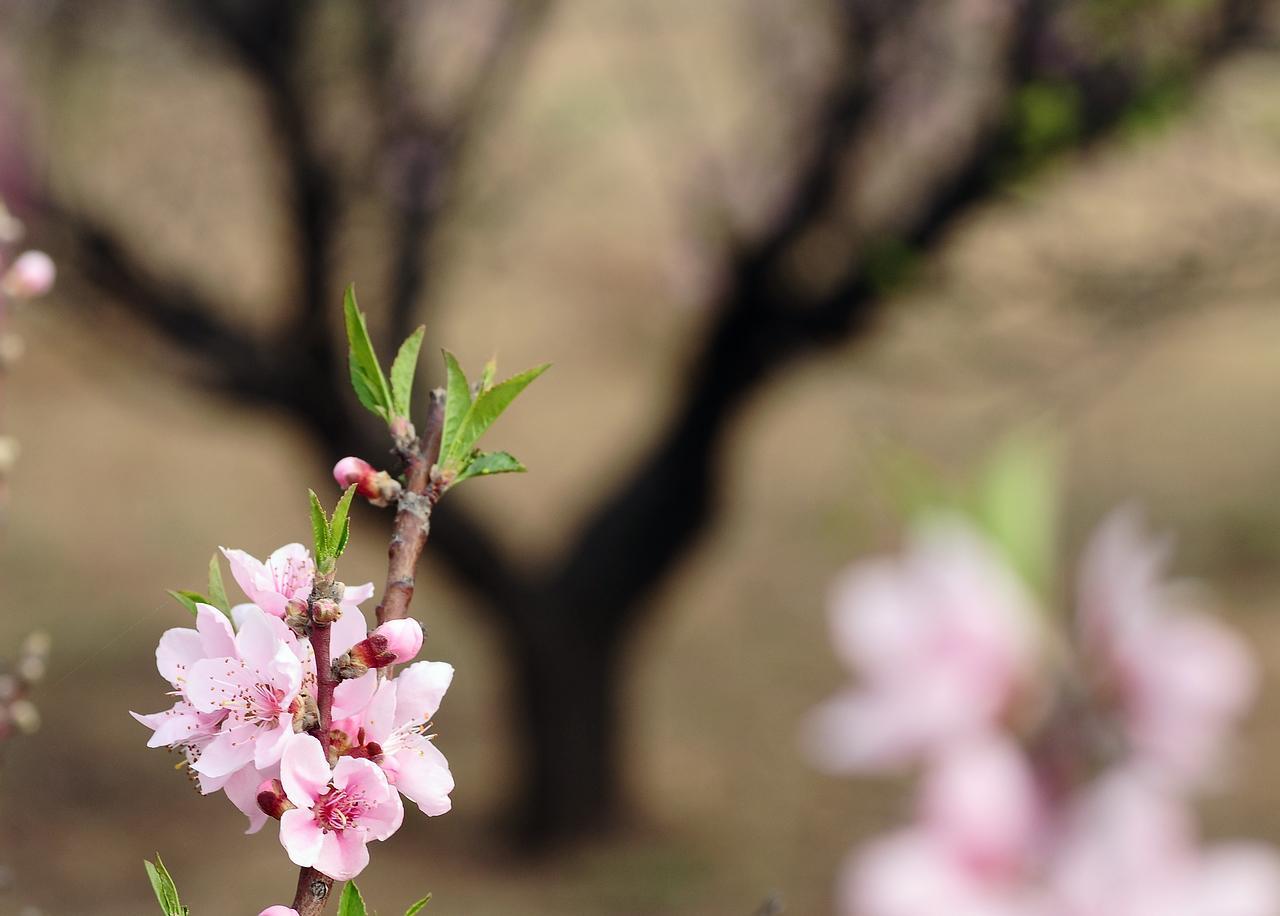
[
  {"left": 331, "top": 660, "right": 455, "bottom": 816},
  {"left": 1078, "top": 510, "right": 1256, "bottom": 786},
  {"left": 2, "top": 250, "right": 53, "bottom": 299},
  {"left": 804, "top": 518, "right": 1042, "bottom": 773},
  {"left": 1049, "top": 769, "right": 1280, "bottom": 916},
  {"left": 278, "top": 734, "right": 404, "bottom": 881}
]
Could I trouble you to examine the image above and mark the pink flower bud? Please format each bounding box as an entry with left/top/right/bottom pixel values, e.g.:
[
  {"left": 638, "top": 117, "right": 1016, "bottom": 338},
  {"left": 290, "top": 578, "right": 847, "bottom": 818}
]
[
  {"left": 2, "top": 250, "right": 55, "bottom": 299},
  {"left": 377, "top": 618, "right": 424, "bottom": 662},
  {"left": 334, "top": 456, "right": 379, "bottom": 497},
  {"left": 256, "top": 778, "right": 294, "bottom": 820},
  {"left": 260, "top": 907, "right": 300, "bottom": 916},
  {"left": 333, "top": 456, "right": 402, "bottom": 507},
  {"left": 337, "top": 618, "right": 424, "bottom": 678}
]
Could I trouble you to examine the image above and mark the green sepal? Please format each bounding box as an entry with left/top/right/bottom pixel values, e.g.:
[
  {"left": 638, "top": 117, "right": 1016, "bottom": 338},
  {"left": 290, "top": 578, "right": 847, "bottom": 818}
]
[{"left": 405, "top": 894, "right": 432, "bottom": 915}]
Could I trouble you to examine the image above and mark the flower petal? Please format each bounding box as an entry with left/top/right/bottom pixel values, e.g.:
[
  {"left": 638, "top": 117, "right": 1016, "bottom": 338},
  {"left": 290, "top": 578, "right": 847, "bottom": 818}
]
[
  {"left": 281, "top": 734, "right": 330, "bottom": 808},
  {"left": 279, "top": 808, "right": 324, "bottom": 868}
]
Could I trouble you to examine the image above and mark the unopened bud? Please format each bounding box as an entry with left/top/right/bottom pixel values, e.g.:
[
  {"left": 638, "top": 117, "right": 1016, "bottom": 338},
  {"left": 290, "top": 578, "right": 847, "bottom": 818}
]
[
  {"left": 333, "top": 456, "right": 402, "bottom": 507},
  {"left": 2, "top": 251, "right": 55, "bottom": 300},
  {"left": 292, "top": 693, "right": 319, "bottom": 733},
  {"left": 257, "top": 778, "right": 295, "bottom": 819},
  {"left": 284, "top": 597, "right": 310, "bottom": 635},
  {"left": 337, "top": 618, "right": 423, "bottom": 678},
  {"left": 311, "top": 597, "right": 341, "bottom": 625}
]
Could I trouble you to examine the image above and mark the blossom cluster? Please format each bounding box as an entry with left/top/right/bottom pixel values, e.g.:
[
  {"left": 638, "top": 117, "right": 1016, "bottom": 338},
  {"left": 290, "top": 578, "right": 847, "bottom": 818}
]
[
  {"left": 806, "top": 510, "right": 1280, "bottom": 916},
  {"left": 133, "top": 544, "right": 454, "bottom": 882}
]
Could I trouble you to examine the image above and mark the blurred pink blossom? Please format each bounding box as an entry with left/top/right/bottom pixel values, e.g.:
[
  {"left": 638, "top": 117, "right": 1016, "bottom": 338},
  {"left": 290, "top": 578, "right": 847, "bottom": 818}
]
[
  {"left": 2, "top": 250, "right": 53, "bottom": 299},
  {"left": 1078, "top": 510, "right": 1256, "bottom": 786},
  {"left": 804, "top": 518, "right": 1042, "bottom": 772}
]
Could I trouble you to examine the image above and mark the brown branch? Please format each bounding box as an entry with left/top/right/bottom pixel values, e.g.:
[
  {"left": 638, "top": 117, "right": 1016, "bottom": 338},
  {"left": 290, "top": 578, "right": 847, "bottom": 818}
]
[{"left": 374, "top": 390, "right": 446, "bottom": 627}]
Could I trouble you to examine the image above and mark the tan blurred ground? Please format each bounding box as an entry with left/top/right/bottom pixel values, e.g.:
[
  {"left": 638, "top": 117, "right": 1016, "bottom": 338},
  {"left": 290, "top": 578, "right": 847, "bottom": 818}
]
[{"left": 2, "top": 4, "right": 1280, "bottom": 915}]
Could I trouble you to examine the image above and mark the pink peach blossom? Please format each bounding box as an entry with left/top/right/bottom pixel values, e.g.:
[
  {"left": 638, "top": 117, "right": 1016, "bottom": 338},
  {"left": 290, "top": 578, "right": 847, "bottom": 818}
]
[
  {"left": 331, "top": 660, "right": 455, "bottom": 815},
  {"left": 1078, "top": 510, "right": 1256, "bottom": 786},
  {"left": 278, "top": 734, "right": 404, "bottom": 881},
  {"left": 805, "top": 518, "right": 1042, "bottom": 772},
  {"left": 184, "top": 608, "right": 304, "bottom": 779},
  {"left": 221, "top": 543, "right": 374, "bottom": 653},
  {"left": 259, "top": 907, "right": 299, "bottom": 916},
  {"left": 2, "top": 250, "right": 54, "bottom": 298}
]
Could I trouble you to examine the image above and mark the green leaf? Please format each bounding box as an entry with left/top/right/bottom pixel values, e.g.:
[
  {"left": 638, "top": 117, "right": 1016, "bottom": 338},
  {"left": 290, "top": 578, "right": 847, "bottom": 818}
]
[
  {"left": 337, "top": 880, "right": 368, "bottom": 916},
  {"left": 167, "top": 590, "right": 208, "bottom": 617},
  {"left": 328, "top": 484, "right": 358, "bottom": 561},
  {"left": 309, "top": 489, "right": 330, "bottom": 561},
  {"left": 453, "top": 450, "right": 527, "bottom": 484},
  {"left": 404, "top": 894, "right": 432, "bottom": 915},
  {"left": 445, "top": 362, "right": 549, "bottom": 470},
  {"left": 439, "top": 350, "right": 472, "bottom": 468},
  {"left": 207, "top": 554, "right": 230, "bottom": 616},
  {"left": 344, "top": 285, "right": 394, "bottom": 421},
  {"left": 972, "top": 431, "right": 1059, "bottom": 598},
  {"left": 390, "top": 325, "right": 426, "bottom": 418},
  {"left": 143, "top": 857, "right": 188, "bottom": 916},
  {"left": 479, "top": 356, "right": 497, "bottom": 393}
]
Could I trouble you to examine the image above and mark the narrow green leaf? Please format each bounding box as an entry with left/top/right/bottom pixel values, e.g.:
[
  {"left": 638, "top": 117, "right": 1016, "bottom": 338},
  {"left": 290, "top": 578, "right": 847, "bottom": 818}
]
[
  {"left": 404, "top": 894, "right": 432, "bottom": 915},
  {"left": 143, "top": 857, "right": 184, "bottom": 916},
  {"left": 207, "top": 554, "right": 230, "bottom": 616},
  {"left": 439, "top": 350, "right": 472, "bottom": 468},
  {"left": 328, "top": 484, "right": 358, "bottom": 561},
  {"left": 452, "top": 450, "right": 527, "bottom": 485},
  {"left": 390, "top": 325, "right": 426, "bottom": 418},
  {"left": 168, "top": 590, "right": 207, "bottom": 617},
  {"left": 337, "top": 880, "right": 368, "bottom": 916},
  {"left": 309, "top": 489, "right": 330, "bottom": 561},
  {"left": 344, "top": 285, "right": 394, "bottom": 420},
  {"left": 479, "top": 356, "right": 497, "bottom": 393},
  {"left": 447, "top": 363, "right": 549, "bottom": 469}
]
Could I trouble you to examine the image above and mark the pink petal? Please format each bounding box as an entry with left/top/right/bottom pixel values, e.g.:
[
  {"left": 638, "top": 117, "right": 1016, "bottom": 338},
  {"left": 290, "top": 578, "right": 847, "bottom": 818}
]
[
  {"left": 330, "top": 604, "right": 369, "bottom": 659},
  {"left": 316, "top": 829, "right": 371, "bottom": 882},
  {"left": 195, "top": 604, "right": 237, "bottom": 659},
  {"left": 259, "top": 908, "right": 300, "bottom": 916},
  {"left": 342, "top": 582, "right": 375, "bottom": 606},
  {"left": 281, "top": 734, "right": 330, "bottom": 807},
  {"left": 332, "top": 671, "right": 378, "bottom": 721},
  {"left": 358, "top": 678, "right": 399, "bottom": 745},
  {"left": 253, "top": 716, "right": 296, "bottom": 770},
  {"left": 192, "top": 727, "right": 257, "bottom": 780},
  {"left": 392, "top": 661, "right": 454, "bottom": 729},
  {"left": 222, "top": 763, "right": 271, "bottom": 835},
  {"left": 236, "top": 611, "right": 285, "bottom": 671},
  {"left": 390, "top": 740, "right": 454, "bottom": 817},
  {"left": 279, "top": 808, "right": 325, "bottom": 868},
  {"left": 374, "top": 619, "right": 423, "bottom": 664},
  {"left": 156, "top": 627, "right": 203, "bottom": 688},
  {"left": 186, "top": 657, "right": 243, "bottom": 714},
  {"left": 1193, "top": 844, "right": 1280, "bottom": 916},
  {"left": 222, "top": 548, "right": 281, "bottom": 615}
]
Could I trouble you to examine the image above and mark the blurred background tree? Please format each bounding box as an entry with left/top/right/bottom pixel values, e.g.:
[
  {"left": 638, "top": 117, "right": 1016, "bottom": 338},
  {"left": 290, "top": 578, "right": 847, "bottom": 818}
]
[{"left": 0, "top": 0, "right": 1272, "bottom": 869}]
